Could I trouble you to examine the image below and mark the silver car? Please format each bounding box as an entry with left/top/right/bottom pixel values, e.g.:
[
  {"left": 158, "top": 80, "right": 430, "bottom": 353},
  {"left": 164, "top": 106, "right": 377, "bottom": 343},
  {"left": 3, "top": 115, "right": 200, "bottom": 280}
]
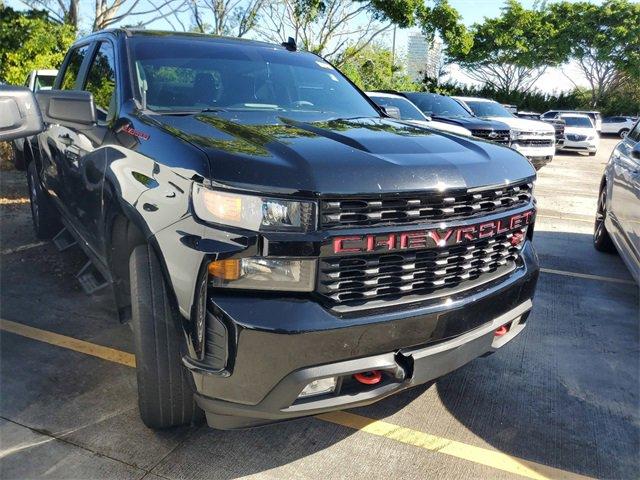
[{"left": 594, "top": 119, "right": 640, "bottom": 283}]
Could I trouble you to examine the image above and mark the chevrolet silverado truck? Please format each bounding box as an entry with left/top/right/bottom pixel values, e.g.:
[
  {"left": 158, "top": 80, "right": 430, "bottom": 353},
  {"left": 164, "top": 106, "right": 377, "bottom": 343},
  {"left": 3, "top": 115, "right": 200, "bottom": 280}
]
[
  {"left": 454, "top": 97, "right": 556, "bottom": 163},
  {"left": 0, "top": 30, "right": 540, "bottom": 430}
]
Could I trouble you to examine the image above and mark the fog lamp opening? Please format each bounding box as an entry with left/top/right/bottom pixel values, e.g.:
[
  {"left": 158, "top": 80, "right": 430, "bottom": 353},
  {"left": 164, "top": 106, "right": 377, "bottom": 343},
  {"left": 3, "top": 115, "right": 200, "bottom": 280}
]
[{"left": 298, "top": 377, "right": 337, "bottom": 398}]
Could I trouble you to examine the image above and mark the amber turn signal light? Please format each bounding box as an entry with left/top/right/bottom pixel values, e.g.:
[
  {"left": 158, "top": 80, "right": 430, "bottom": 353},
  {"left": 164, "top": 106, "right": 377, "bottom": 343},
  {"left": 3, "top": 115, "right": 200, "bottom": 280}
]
[{"left": 208, "top": 259, "right": 241, "bottom": 280}]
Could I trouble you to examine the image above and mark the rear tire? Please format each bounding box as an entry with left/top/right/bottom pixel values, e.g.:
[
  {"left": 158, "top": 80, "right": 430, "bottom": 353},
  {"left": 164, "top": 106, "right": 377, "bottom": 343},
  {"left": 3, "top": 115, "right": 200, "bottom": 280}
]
[
  {"left": 619, "top": 129, "right": 629, "bottom": 138},
  {"left": 129, "top": 244, "right": 203, "bottom": 429},
  {"left": 594, "top": 187, "right": 616, "bottom": 253},
  {"left": 27, "top": 160, "right": 61, "bottom": 239}
]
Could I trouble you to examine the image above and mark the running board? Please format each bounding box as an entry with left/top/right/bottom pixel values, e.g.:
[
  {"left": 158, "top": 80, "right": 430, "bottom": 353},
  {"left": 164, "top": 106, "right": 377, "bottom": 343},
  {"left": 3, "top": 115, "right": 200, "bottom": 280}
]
[
  {"left": 52, "top": 227, "right": 77, "bottom": 252},
  {"left": 76, "top": 261, "right": 109, "bottom": 295}
]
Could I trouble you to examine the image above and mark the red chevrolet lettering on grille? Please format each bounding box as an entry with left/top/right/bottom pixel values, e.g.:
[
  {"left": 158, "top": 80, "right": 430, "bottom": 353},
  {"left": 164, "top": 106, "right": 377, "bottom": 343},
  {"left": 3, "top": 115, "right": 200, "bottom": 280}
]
[{"left": 332, "top": 210, "right": 535, "bottom": 254}]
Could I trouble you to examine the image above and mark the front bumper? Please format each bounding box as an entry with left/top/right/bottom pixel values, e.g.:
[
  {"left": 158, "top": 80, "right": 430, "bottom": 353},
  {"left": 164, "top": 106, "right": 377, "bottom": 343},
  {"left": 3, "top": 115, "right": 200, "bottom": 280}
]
[
  {"left": 511, "top": 142, "right": 555, "bottom": 159},
  {"left": 560, "top": 139, "right": 598, "bottom": 152},
  {"left": 186, "top": 241, "right": 539, "bottom": 429}
]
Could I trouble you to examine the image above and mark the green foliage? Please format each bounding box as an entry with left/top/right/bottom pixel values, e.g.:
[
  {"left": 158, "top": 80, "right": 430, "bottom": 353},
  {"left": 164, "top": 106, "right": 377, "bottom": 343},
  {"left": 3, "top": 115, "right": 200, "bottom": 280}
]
[
  {"left": 452, "top": 0, "right": 567, "bottom": 68},
  {"left": 0, "top": 7, "right": 75, "bottom": 85},
  {"left": 338, "top": 44, "right": 420, "bottom": 92},
  {"left": 436, "top": 81, "right": 640, "bottom": 117},
  {"left": 549, "top": 0, "right": 640, "bottom": 80}
]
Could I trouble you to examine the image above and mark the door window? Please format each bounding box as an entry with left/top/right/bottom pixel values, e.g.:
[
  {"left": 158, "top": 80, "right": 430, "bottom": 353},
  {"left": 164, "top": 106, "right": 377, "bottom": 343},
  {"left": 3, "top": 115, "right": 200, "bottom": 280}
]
[
  {"left": 84, "top": 42, "right": 117, "bottom": 123},
  {"left": 627, "top": 122, "right": 640, "bottom": 142},
  {"left": 60, "top": 46, "right": 89, "bottom": 90}
]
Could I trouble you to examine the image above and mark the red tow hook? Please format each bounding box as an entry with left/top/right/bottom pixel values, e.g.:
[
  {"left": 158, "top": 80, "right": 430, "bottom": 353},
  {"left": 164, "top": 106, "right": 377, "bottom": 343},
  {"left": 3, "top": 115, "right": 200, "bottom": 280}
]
[
  {"left": 494, "top": 324, "right": 510, "bottom": 337},
  {"left": 354, "top": 370, "right": 383, "bottom": 385}
]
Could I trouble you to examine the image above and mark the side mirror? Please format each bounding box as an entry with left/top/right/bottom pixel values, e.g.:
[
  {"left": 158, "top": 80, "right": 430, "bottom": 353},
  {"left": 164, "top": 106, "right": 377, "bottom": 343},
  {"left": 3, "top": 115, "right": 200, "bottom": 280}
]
[
  {"left": 632, "top": 143, "right": 640, "bottom": 160},
  {"left": 0, "top": 86, "right": 44, "bottom": 142},
  {"left": 381, "top": 105, "right": 401, "bottom": 119},
  {"left": 36, "top": 90, "right": 96, "bottom": 129}
]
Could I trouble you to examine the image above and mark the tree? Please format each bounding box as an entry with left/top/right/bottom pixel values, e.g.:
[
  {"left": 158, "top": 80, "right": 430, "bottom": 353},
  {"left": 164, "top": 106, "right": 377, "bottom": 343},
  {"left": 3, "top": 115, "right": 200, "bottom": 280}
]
[
  {"left": 449, "top": 0, "right": 568, "bottom": 95},
  {"left": 549, "top": 0, "right": 640, "bottom": 107},
  {"left": 339, "top": 44, "right": 419, "bottom": 91},
  {"left": 256, "top": 0, "right": 393, "bottom": 64},
  {"left": 0, "top": 7, "right": 75, "bottom": 84},
  {"left": 17, "top": 0, "right": 190, "bottom": 31},
  {"left": 190, "top": 0, "right": 265, "bottom": 36}
]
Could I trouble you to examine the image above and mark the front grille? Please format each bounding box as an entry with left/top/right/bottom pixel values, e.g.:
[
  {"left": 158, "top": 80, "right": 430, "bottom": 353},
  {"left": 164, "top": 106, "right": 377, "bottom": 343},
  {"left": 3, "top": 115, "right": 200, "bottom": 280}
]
[
  {"left": 516, "top": 139, "right": 554, "bottom": 147},
  {"left": 567, "top": 134, "right": 587, "bottom": 141},
  {"left": 321, "top": 182, "right": 532, "bottom": 229},
  {"left": 471, "top": 129, "right": 511, "bottom": 144},
  {"left": 318, "top": 233, "right": 520, "bottom": 305}
]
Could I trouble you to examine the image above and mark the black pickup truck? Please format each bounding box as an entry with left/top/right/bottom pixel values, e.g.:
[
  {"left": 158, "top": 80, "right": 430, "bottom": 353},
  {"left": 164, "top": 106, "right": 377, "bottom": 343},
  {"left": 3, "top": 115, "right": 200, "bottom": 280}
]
[{"left": 0, "top": 29, "right": 539, "bottom": 430}]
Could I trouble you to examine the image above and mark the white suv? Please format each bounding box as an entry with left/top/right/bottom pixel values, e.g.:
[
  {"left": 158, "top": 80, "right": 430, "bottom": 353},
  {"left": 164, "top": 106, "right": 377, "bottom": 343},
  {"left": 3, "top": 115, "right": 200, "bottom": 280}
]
[
  {"left": 601, "top": 116, "right": 636, "bottom": 138},
  {"left": 454, "top": 96, "right": 556, "bottom": 160}
]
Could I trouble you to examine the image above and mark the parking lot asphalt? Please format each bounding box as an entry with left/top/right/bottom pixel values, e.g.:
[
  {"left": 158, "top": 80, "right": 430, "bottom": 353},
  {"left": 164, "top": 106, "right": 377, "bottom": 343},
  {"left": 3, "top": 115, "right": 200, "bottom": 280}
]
[{"left": 0, "top": 137, "right": 638, "bottom": 480}]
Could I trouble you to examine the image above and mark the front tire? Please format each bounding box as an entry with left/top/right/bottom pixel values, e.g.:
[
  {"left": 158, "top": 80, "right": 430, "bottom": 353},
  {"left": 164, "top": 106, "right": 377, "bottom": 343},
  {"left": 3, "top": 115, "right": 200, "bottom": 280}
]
[
  {"left": 26, "top": 160, "right": 60, "bottom": 239},
  {"left": 129, "top": 244, "right": 203, "bottom": 429},
  {"left": 594, "top": 186, "right": 616, "bottom": 253}
]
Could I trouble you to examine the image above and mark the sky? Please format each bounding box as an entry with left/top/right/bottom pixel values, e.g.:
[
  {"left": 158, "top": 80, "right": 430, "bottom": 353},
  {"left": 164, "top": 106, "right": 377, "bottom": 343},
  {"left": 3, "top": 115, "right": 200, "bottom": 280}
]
[{"left": 6, "top": 0, "right": 602, "bottom": 93}]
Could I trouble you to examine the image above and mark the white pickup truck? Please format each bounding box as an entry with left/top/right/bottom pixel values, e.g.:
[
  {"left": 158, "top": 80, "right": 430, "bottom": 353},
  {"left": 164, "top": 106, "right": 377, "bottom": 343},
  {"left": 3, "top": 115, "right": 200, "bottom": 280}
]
[{"left": 454, "top": 96, "right": 556, "bottom": 162}]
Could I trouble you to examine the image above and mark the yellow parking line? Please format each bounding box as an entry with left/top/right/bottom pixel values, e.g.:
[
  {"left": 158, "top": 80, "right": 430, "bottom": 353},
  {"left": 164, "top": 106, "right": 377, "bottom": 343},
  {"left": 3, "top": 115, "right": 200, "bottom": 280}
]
[
  {"left": 318, "top": 411, "right": 592, "bottom": 480},
  {"left": 1, "top": 241, "right": 47, "bottom": 255},
  {"left": 536, "top": 214, "right": 592, "bottom": 224},
  {"left": 0, "top": 319, "right": 136, "bottom": 367},
  {"left": 0, "top": 319, "right": 592, "bottom": 480},
  {"left": 540, "top": 267, "right": 635, "bottom": 285},
  {"left": 0, "top": 197, "right": 30, "bottom": 205}
]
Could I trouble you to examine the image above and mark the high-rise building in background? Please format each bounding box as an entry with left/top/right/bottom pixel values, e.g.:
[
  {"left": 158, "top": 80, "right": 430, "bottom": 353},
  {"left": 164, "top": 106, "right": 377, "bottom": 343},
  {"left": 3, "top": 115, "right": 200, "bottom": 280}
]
[{"left": 406, "top": 33, "right": 443, "bottom": 82}]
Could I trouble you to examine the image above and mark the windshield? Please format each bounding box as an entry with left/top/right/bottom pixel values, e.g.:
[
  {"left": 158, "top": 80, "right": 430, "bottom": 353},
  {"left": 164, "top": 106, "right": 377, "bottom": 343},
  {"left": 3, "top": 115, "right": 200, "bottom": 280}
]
[
  {"left": 561, "top": 116, "right": 593, "bottom": 128},
  {"left": 129, "top": 36, "right": 379, "bottom": 120},
  {"left": 368, "top": 95, "right": 426, "bottom": 121},
  {"left": 464, "top": 100, "right": 513, "bottom": 118},
  {"left": 404, "top": 93, "right": 473, "bottom": 118}
]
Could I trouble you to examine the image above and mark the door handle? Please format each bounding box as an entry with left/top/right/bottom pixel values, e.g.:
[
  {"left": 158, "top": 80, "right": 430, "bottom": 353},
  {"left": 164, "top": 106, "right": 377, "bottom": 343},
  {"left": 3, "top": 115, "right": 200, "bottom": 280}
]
[{"left": 58, "top": 134, "right": 73, "bottom": 146}]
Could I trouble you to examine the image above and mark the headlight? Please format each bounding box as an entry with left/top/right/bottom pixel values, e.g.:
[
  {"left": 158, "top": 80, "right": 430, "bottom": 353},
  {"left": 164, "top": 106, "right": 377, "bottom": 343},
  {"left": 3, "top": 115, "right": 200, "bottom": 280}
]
[
  {"left": 587, "top": 135, "right": 595, "bottom": 140},
  {"left": 208, "top": 257, "right": 316, "bottom": 291},
  {"left": 192, "top": 184, "right": 316, "bottom": 232}
]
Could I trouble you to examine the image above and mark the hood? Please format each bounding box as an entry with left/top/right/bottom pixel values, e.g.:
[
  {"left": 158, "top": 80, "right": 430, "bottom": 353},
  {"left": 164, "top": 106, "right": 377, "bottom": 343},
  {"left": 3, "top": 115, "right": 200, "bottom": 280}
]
[
  {"left": 429, "top": 115, "right": 511, "bottom": 131},
  {"left": 565, "top": 126, "right": 596, "bottom": 135},
  {"left": 153, "top": 113, "right": 535, "bottom": 196},
  {"left": 484, "top": 116, "right": 555, "bottom": 134},
  {"left": 406, "top": 119, "right": 471, "bottom": 136}
]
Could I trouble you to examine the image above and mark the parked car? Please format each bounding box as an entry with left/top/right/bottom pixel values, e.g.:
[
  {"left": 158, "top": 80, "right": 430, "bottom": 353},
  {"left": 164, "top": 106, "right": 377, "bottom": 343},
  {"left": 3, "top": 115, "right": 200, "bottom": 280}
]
[
  {"left": 366, "top": 91, "right": 472, "bottom": 136},
  {"left": 601, "top": 116, "right": 636, "bottom": 138},
  {"left": 12, "top": 69, "right": 59, "bottom": 170},
  {"left": 0, "top": 30, "right": 540, "bottom": 431},
  {"left": 401, "top": 92, "right": 512, "bottom": 145},
  {"left": 515, "top": 111, "right": 565, "bottom": 149},
  {"left": 454, "top": 97, "right": 556, "bottom": 162},
  {"left": 542, "top": 109, "right": 602, "bottom": 132},
  {"left": 594, "top": 119, "right": 640, "bottom": 284},
  {"left": 558, "top": 113, "right": 599, "bottom": 155}
]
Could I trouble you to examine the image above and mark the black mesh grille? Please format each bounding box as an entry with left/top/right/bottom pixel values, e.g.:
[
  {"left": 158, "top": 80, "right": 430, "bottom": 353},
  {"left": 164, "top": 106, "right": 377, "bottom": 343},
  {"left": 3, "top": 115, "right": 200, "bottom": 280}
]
[
  {"left": 318, "top": 233, "right": 520, "bottom": 305},
  {"left": 471, "top": 129, "right": 511, "bottom": 144},
  {"left": 321, "top": 182, "right": 532, "bottom": 229},
  {"left": 516, "top": 138, "right": 554, "bottom": 147}
]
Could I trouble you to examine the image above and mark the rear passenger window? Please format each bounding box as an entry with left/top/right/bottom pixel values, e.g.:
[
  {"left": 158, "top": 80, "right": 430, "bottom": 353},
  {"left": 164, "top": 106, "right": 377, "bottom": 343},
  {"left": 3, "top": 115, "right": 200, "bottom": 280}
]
[
  {"left": 60, "top": 46, "right": 89, "bottom": 90},
  {"left": 84, "top": 42, "right": 117, "bottom": 123}
]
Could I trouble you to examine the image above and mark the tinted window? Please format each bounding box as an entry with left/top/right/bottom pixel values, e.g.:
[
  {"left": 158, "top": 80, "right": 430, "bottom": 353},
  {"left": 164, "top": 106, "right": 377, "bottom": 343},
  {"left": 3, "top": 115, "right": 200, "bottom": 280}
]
[
  {"left": 129, "top": 37, "right": 378, "bottom": 120},
  {"left": 542, "top": 111, "right": 557, "bottom": 118},
  {"left": 464, "top": 100, "right": 513, "bottom": 118},
  {"left": 34, "top": 74, "right": 56, "bottom": 91},
  {"left": 404, "top": 93, "right": 473, "bottom": 118},
  {"left": 628, "top": 121, "right": 640, "bottom": 142},
  {"left": 60, "top": 46, "right": 89, "bottom": 90},
  {"left": 84, "top": 42, "right": 117, "bottom": 122},
  {"left": 368, "top": 95, "right": 426, "bottom": 121}
]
